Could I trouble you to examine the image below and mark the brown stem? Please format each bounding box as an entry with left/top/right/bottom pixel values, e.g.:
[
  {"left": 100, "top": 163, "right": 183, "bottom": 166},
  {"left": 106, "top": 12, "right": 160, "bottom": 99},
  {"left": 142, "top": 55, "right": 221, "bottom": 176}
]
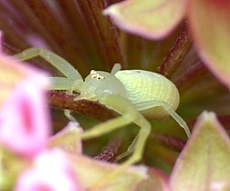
[
  {"left": 48, "top": 91, "right": 116, "bottom": 121},
  {"left": 174, "top": 60, "right": 208, "bottom": 93},
  {"left": 94, "top": 138, "right": 122, "bottom": 162},
  {"left": 158, "top": 21, "right": 193, "bottom": 78},
  {"left": 76, "top": 0, "right": 125, "bottom": 70},
  {"left": 150, "top": 133, "right": 186, "bottom": 152}
]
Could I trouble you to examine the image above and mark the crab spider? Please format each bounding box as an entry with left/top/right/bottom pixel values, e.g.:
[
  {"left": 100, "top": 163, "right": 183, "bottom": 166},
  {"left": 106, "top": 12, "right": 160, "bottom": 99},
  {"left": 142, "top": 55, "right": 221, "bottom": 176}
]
[{"left": 14, "top": 47, "right": 190, "bottom": 186}]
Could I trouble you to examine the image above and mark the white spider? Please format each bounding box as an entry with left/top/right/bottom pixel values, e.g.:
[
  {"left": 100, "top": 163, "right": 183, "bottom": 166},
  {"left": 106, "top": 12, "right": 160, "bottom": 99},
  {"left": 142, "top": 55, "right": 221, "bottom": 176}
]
[{"left": 15, "top": 47, "right": 190, "bottom": 187}]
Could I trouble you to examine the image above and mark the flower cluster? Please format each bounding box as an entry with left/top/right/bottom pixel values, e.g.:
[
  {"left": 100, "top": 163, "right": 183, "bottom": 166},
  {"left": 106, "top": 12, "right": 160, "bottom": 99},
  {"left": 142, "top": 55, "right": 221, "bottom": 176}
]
[
  {"left": 0, "top": 50, "right": 82, "bottom": 190},
  {"left": 1, "top": 0, "right": 230, "bottom": 190}
]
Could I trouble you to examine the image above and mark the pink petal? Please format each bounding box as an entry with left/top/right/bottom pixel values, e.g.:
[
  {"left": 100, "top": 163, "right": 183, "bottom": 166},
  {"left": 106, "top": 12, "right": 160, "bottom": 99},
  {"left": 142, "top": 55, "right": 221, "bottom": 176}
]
[
  {"left": 0, "top": 31, "right": 2, "bottom": 52},
  {"left": 0, "top": 47, "right": 49, "bottom": 106},
  {"left": 0, "top": 77, "right": 51, "bottom": 157},
  {"left": 48, "top": 121, "right": 83, "bottom": 154},
  {"left": 15, "top": 149, "right": 82, "bottom": 191},
  {"left": 170, "top": 111, "right": 230, "bottom": 191},
  {"left": 103, "top": 0, "right": 187, "bottom": 39},
  {"left": 137, "top": 167, "right": 171, "bottom": 191},
  {"left": 68, "top": 153, "right": 149, "bottom": 190},
  {"left": 188, "top": 0, "right": 230, "bottom": 88}
]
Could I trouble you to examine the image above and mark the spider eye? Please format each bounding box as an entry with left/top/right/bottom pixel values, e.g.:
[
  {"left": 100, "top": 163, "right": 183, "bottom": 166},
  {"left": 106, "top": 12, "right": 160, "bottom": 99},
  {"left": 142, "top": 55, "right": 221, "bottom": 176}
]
[
  {"left": 82, "top": 71, "right": 127, "bottom": 99},
  {"left": 97, "top": 76, "right": 105, "bottom": 80},
  {"left": 90, "top": 70, "right": 105, "bottom": 80}
]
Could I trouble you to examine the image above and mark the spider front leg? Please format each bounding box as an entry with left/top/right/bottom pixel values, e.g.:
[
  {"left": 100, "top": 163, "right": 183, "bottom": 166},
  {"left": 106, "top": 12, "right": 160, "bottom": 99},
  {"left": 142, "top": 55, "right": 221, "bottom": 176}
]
[
  {"left": 79, "top": 94, "right": 151, "bottom": 189},
  {"left": 14, "top": 47, "right": 84, "bottom": 91},
  {"left": 14, "top": 47, "right": 83, "bottom": 82},
  {"left": 135, "top": 100, "right": 190, "bottom": 137},
  {"left": 14, "top": 47, "right": 84, "bottom": 120}
]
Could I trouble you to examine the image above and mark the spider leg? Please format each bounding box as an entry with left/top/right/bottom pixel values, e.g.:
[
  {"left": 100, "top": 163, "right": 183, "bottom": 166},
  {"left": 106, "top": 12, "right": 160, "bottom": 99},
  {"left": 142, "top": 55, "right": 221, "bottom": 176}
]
[
  {"left": 115, "top": 132, "right": 139, "bottom": 162},
  {"left": 14, "top": 48, "right": 85, "bottom": 122},
  {"left": 14, "top": 47, "right": 82, "bottom": 80},
  {"left": 80, "top": 94, "right": 151, "bottom": 189},
  {"left": 48, "top": 76, "right": 84, "bottom": 122},
  {"left": 110, "top": 63, "right": 121, "bottom": 75},
  {"left": 50, "top": 77, "right": 83, "bottom": 93},
  {"left": 135, "top": 100, "right": 190, "bottom": 137},
  {"left": 49, "top": 77, "right": 75, "bottom": 90}
]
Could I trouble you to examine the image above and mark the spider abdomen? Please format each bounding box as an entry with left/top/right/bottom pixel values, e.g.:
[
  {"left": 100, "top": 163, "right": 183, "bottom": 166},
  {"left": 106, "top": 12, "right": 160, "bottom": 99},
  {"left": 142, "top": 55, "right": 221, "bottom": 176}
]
[{"left": 115, "top": 70, "right": 180, "bottom": 119}]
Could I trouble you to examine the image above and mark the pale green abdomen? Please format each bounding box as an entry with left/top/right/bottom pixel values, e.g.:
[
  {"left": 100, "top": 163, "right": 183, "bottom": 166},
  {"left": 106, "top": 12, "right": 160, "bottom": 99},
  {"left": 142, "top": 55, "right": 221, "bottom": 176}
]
[{"left": 115, "top": 70, "right": 180, "bottom": 119}]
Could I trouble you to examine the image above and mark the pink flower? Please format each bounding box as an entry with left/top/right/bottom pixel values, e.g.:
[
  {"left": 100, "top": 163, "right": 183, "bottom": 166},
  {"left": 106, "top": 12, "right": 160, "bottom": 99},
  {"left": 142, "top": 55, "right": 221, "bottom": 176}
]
[
  {"left": 0, "top": 71, "right": 50, "bottom": 157},
  {"left": 0, "top": 45, "right": 84, "bottom": 190},
  {"left": 15, "top": 149, "right": 82, "bottom": 191},
  {"left": 104, "top": 0, "right": 230, "bottom": 88}
]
